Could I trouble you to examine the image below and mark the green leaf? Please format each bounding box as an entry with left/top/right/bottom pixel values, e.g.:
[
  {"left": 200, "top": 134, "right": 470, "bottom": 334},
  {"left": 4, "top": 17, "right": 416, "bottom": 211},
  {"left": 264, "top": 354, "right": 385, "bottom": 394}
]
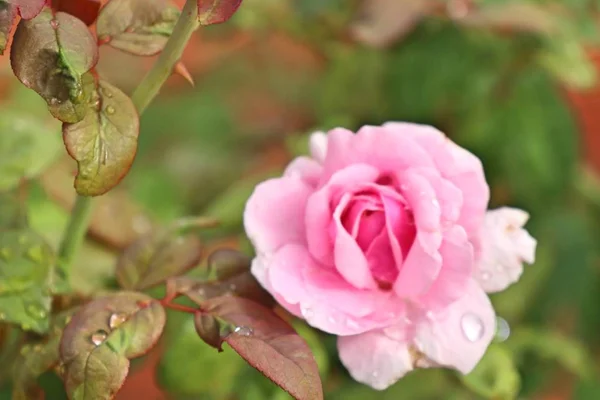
[
  {"left": 0, "top": 229, "right": 54, "bottom": 333},
  {"left": 0, "top": 1, "right": 16, "bottom": 55},
  {"left": 158, "top": 317, "right": 244, "bottom": 397},
  {"left": 198, "top": 0, "right": 243, "bottom": 26},
  {"left": 461, "top": 344, "right": 520, "bottom": 400},
  {"left": 97, "top": 0, "right": 180, "bottom": 56},
  {"left": 115, "top": 225, "right": 203, "bottom": 290},
  {"left": 10, "top": 7, "right": 98, "bottom": 123},
  {"left": 63, "top": 78, "right": 140, "bottom": 196},
  {"left": 538, "top": 33, "right": 597, "bottom": 89},
  {"left": 507, "top": 328, "right": 595, "bottom": 379},
  {"left": 60, "top": 292, "right": 166, "bottom": 400},
  {"left": 202, "top": 296, "right": 323, "bottom": 400},
  {"left": 12, "top": 309, "right": 77, "bottom": 400},
  {"left": 0, "top": 108, "right": 62, "bottom": 192},
  {"left": 0, "top": 190, "right": 27, "bottom": 231}
]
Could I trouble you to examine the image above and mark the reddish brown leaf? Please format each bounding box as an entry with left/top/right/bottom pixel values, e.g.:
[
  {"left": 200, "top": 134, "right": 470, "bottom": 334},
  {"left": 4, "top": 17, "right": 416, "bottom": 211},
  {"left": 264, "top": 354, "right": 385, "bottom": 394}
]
[
  {"left": 203, "top": 296, "right": 323, "bottom": 400},
  {"left": 0, "top": 2, "right": 17, "bottom": 55},
  {"left": 10, "top": 7, "right": 99, "bottom": 123},
  {"left": 207, "top": 248, "right": 250, "bottom": 281},
  {"left": 193, "top": 312, "right": 223, "bottom": 351},
  {"left": 52, "top": 0, "right": 101, "bottom": 26},
  {"left": 96, "top": 0, "right": 180, "bottom": 56},
  {"left": 115, "top": 229, "right": 203, "bottom": 290},
  {"left": 198, "top": 0, "right": 243, "bottom": 26},
  {"left": 11, "top": 0, "right": 46, "bottom": 20},
  {"left": 60, "top": 292, "right": 166, "bottom": 400},
  {"left": 63, "top": 78, "right": 139, "bottom": 196}
]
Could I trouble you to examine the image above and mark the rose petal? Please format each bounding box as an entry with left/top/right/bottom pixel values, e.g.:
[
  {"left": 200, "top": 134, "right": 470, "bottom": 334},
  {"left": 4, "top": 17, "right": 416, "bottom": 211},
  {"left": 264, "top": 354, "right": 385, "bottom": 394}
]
[
  {"left": 305, "top": 164, "right": 380, "bottom": 266},
  {"left": 474, "top": 207, "right": 537, "bottom": 293},
  {"left": 284, "top": 156, "right": 322, "bottom": 187},
  {"left": 413, "top": 279, "right": 496, "bottom": 374},
  {"left": 310, "top": 131, "right": 328, "bottom": 163},
  {"left": 333, "top": 194, "right": 378, "bottom": 289},
  {"left": 320, "top": 125, "right": 436, "bottom": 186},
  {"left": 384, "top": 122, "right": 489, "bottom": 237},
  {"left": 420, "top": 225, "right": 474, "bottom": 309},
  {"left": 394, "top": 237, "right": 442, "bottom": 298},
  {"left": 338, "top": 330, "right": 414, "bottom": 390},
  {"left": 244, "top": 177, "right": 312, "bottom": 254},
  {"left": 266, "top": 244, "right": 393, "bottom": 335}
]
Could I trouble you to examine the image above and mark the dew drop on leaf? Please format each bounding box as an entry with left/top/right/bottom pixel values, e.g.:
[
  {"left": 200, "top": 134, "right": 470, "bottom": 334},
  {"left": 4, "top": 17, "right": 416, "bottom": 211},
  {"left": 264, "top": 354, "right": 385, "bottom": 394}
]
[
  {"left": 460, "top": 313, "right": 484, "bottom": 342},
  {"left": 50, "top": 19, "right": 59, "bottom": 29},
  {"left": 105, "top": 105, "right": 115, "bottom": 115},
  {"left": 233, "top": 326, "right": 253, "bottom": 336},
  {"left": 91, "top": 329, "right": 108, "bottom": 346},
  {"left": 108, "top": 312, "right": 127, "bottom": 329}
]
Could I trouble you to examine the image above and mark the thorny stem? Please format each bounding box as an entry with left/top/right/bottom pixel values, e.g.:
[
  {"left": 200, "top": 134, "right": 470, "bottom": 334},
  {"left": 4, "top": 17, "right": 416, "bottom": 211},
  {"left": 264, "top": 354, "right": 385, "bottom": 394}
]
[{"left": 57, "top": 0, "right": 200, "bottom": 281}]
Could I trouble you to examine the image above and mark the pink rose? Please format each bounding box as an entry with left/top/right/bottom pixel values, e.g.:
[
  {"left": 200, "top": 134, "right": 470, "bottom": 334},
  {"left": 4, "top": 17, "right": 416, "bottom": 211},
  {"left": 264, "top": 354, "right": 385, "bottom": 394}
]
[{"left": 244, "top": 123, "right": 536, "bottom": 389}]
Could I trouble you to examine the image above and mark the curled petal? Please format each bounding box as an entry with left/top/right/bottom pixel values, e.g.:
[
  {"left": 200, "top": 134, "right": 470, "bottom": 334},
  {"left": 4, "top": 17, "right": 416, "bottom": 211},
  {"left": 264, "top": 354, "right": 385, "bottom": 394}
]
[
  {"left": 284, "top": 156, "right": 322, "bottom": 187},
  {"left": 338, "top": 330, "right": 413, "bottom": 390},
  {"left": 309, "top": 131, "right": 328, "bottom": 163},
  {"left": 413, "top": 279, "right": 496, "bottom": 374},
  {"left": 244, "top": 177, "right": 312, "bottom": 254},
  {"left": 474, "top": 207, "right": 537, "bottom": 293}
]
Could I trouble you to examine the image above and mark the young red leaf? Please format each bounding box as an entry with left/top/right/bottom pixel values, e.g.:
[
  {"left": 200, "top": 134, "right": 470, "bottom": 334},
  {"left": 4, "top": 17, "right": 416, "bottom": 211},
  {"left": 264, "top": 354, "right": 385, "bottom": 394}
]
[
  {"left": 193, "top": 313, "right": 224, "bottom": 351},
  {"left": 0, "top": 229, "right": 54, "bottom": 333},
  {"left": 170, "top": 270, "right": 274, "bottom": 308},
  {"left": 10, "top": 7, "right": 99, "bottom": 123},
  {"left": 52, "top": 0, "right": 101, "bottom": 26},
  {"left": 10, "top": 0, "right": 46, "bottom": 19},
  {"left": 198, "top": 0, "right": 243, "bottom": 26},
  {"left": 0, "top": 2, "right": 17, "bottom": 55},
  {"left": 115, "top": 230, "right": 203, "bottom": 290},
  {"left": 63, "top": 78, "right": 139, "bottom": 196},
  {"left": 96, "top": 0, "right": 180, "bottom": 56},
  {"left": 203, "top": 296, "right": 323, "bottom": 400},
  {"left": 207, "top": 248, "right": 250, "bottom": 281},
  {"left": 60, "top": 292, "right": 166, "bottom": 400}
]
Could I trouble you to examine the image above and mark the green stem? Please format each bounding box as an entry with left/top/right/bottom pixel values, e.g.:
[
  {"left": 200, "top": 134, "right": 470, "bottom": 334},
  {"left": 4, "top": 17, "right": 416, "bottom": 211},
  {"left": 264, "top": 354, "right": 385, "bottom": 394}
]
[
  {"left": 131, "top": 0, "right": 199, "bottom": 113},
  {"left": 57, "top": 0, "right": 200, "bottom": 278}
]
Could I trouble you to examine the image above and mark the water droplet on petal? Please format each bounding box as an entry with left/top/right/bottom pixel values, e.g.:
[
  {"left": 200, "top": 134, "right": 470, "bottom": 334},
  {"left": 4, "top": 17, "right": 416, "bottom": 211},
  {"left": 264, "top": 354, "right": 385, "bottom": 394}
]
[
  {"left": 460, "top": 313, "right": 484, "bottom": 342},
  {"left": 300, "top": 305, "right": 314, "bottom": 318},
  {"left": 327, "top": 316, "right": 336, "bottom": 324},
  {"left": 495, "top": 317, "right": 510, "bottom": 342},
  {"left": 234, "top": 326, "right": 253, "bottom": 336},
  {"left": 481, "top": 271, "right": 491, "bottom": 281},
  {"left": 431, "top": 199, "right": 440, "bottom": 210},
  {"left": 109, "top": 313, "right": 127, "bottom": 329},
  {"left": 91, "top": 330, "right": 108, "bottom": 346},
  {"left": 105, "top": 105, "right": 115, "bottom": 115},
  {"left": 371, "top": 370, "right": 379, "bottom": 378}
]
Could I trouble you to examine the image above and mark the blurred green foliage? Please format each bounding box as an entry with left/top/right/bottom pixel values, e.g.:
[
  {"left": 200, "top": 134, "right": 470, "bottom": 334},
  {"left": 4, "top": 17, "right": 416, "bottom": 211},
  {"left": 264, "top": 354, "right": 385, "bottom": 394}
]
[{"left": 3, "top": 0, "right": 600, "bottom": 399}]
